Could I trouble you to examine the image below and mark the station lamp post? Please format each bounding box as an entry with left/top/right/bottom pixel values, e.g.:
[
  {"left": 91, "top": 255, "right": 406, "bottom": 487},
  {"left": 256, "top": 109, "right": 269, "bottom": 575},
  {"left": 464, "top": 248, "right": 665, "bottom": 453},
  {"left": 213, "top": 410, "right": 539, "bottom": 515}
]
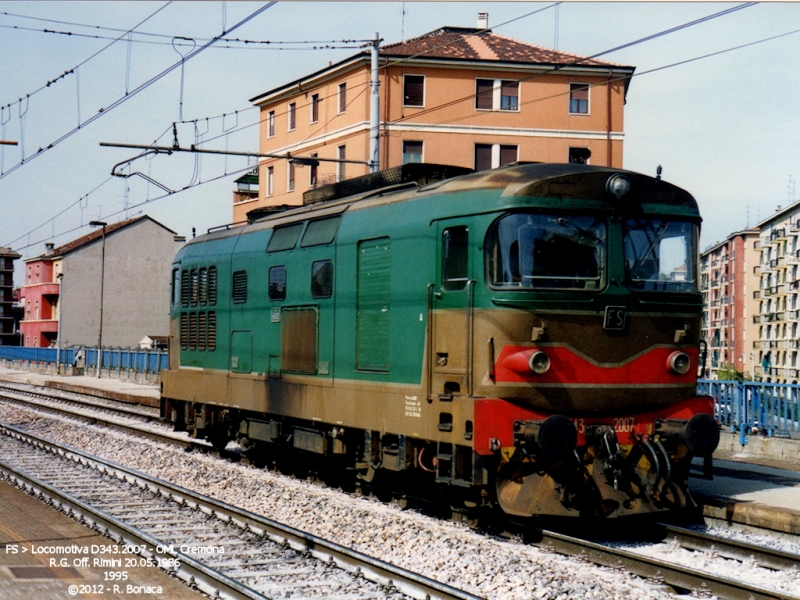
[{"left": 89, "top": 221, "right": 107, "bottom": 378}]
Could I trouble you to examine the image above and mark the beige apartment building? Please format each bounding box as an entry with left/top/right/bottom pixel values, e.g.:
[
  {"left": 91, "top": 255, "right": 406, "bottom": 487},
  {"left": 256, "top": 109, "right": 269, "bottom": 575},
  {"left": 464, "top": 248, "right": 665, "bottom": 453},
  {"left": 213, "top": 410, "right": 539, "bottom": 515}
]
[
  {"left": 755, "top": 204, "right": 800, "bottom": 383},
  {"left": 236, "top": 21, "right": 635, "bottom": 222},
  {"left": 700, "top": 200, "right": 800, "bottom": 383}
]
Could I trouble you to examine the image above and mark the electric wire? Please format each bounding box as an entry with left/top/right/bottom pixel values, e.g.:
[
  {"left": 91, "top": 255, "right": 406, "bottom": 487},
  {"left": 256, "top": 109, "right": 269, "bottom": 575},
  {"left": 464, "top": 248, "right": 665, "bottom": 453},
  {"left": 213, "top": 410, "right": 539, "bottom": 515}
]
[
  {"left": 384, "top": 2, "right": 757, "bottom": 126},
  {"left": 0, "top": 23, "right": 367, "bottom": 50},
  {"left": 0, "top": 3, "right": 171, "bottom": 112},
  {"left": 2, "top": 1, "right": 780, "bottom": 254},
  {"left": 0, "top": 2, "right": 277, "bottom": 183}
]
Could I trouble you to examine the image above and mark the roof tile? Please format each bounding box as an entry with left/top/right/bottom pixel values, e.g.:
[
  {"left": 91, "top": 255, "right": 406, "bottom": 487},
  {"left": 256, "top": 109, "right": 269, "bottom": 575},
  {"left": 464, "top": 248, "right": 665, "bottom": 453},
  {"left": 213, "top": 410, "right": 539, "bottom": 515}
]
[{"left": 382, "top": 27, "right": 625, "bottom": 68}]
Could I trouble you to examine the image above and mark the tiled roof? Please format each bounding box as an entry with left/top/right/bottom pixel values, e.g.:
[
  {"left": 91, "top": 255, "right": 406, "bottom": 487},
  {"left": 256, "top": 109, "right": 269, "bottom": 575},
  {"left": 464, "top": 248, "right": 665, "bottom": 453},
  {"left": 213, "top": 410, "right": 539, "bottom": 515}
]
[
  {"left": 381, "top": 27, "right": 626, "bottom": 68},
  {"left": 0, "top": 246, "right": 21, "bottom": 258}
]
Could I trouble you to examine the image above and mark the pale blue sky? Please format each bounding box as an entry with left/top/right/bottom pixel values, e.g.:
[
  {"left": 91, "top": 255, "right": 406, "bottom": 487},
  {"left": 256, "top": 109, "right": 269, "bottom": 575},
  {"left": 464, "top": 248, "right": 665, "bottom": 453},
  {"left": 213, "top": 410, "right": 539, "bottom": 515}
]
[{"left": 1, "top": 2, "right": 798, "bottom": 279}]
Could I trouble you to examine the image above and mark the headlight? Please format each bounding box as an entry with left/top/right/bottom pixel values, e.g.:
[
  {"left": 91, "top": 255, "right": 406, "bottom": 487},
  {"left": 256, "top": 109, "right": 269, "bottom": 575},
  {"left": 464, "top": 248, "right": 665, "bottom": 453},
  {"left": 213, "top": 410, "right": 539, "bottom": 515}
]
[
  {"left": 667, "top": 351, "right": 691, "bottom": 375},
  {"left": 528, "top": 351, "right": 551, "bottom": 375},
  {"left": 606, "top": 173, "right": 631, "bottom": 199}
]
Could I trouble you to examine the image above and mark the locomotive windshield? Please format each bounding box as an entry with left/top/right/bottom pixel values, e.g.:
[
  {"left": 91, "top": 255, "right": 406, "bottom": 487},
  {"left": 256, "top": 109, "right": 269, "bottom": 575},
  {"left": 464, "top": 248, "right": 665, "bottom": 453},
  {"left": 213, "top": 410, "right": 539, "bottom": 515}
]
[
  {"left": 623, "top": 219, "right": 698, "bottom": 292},
  {"left": 486, "top": 213, "right": 606, "bottom": 290}
]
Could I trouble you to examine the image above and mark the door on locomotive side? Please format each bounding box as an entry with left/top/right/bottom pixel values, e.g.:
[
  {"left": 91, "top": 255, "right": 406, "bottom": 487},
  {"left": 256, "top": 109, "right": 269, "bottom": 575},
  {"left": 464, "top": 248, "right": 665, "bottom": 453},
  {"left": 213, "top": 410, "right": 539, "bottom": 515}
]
[{"left": 431, "top": 218, "right": 476, "bottom": 400}]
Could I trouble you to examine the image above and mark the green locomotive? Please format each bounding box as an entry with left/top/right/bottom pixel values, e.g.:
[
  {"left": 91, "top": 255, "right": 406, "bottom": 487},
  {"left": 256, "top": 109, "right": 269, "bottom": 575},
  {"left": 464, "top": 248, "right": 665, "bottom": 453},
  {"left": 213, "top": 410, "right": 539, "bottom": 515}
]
[{"left": 161, "top": 162, "right": 719, "bottom": 518}]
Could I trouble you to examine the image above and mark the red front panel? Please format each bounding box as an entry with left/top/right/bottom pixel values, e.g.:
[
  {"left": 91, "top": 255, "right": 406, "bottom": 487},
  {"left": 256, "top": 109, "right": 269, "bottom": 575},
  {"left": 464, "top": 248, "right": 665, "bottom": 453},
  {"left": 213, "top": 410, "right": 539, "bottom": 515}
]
[{"left": 473, "top": 395, "right": 714, "bottom": 456}]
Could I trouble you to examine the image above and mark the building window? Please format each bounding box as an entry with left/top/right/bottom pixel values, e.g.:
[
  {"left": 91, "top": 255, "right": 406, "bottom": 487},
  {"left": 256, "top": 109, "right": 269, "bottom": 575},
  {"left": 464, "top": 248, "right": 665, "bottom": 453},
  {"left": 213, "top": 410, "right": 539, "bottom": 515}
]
[
  {"left": 475, "top": 144, "right": 492, "bottom": 172},
  {"left": 267, "top": 166, "right": 274, "bottom": 197},
  {"left": 476, "top": 79, "right": 519, "bottom": 111},
  {"left": 309, "top": 153, "right": 318, "bottom": 187},
  {"left": 338, "top": 82, "right": 347, "bottom": 113},
  {"left": 475, "top": 79, "right": 493, "bottom": 110},
  {"left": 402, "top": 141, "right": 423, "bottom": 164},
  {"left": 288, "top": 102, "right": 296, "bottom": 131},
  {"left": 403, "top": 75, "right": 425, "bottom": 107},
  {"left": 310, "top": 93, "right": 319, "bottom": 123},
  {"left": 569, "top": 147, "right": 591, "bottom": 164},
  {"left": 569, "top": 83, "right": 590, "bottom": 114},
  {"left": 499, "top": 144, "right": 517, "bottom": 166},
  {"left": 267, "top": 110, "right": 275, "bottom": 137},
  {"left": 337, "top": 145, "right": 346, "bottom": 182},
  {"left": 500, "top": 81, "right": 519, "bottom": 111},
  {"left": 474, "top": 143, "right": 518, "bottom": 171},
  {"left": 288, "top": 161, "right": 295, "bottom": 192}
]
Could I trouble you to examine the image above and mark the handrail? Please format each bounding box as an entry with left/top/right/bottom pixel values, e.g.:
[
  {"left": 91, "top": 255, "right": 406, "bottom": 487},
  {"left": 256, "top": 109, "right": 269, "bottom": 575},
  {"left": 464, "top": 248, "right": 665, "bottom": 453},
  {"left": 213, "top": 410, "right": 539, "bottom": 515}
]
[{"left": 465, "top": 280, "right": 475, "bottom": 396}]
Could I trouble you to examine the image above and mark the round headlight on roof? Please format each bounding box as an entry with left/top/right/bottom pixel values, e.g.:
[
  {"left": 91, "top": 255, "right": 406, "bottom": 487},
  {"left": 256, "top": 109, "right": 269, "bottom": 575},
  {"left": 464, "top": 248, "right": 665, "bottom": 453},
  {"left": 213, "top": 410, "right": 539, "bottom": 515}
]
[{"left": 606, "top": 173, "right": 632, "bottom": 199}]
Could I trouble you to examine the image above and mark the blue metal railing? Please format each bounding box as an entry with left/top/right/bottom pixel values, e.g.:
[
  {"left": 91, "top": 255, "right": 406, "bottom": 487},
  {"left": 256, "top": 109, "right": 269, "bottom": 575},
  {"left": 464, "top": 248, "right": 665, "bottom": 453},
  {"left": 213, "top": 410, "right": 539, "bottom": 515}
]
[
  {"left": 697, "top": 379, "right": 800, "bottom": 444},
  {"left": 0, "top": 346, "right": 168, "bottom": 380}
]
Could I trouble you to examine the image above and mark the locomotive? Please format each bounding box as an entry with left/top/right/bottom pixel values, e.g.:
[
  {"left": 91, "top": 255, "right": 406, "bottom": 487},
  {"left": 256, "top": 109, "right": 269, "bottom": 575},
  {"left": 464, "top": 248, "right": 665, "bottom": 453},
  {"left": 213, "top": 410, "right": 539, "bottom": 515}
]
[{"left": 160, "top": 162, "right": 719, "bottom": 519}]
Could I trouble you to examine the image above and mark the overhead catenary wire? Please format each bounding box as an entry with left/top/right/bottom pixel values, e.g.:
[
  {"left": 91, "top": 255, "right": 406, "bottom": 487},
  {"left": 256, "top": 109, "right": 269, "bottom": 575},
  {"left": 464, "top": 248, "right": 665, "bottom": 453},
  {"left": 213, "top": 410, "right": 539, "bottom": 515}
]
[
  {"left": 0, "top": 2, "right": 277, "bottom": 184},
  {"left": 0, "top": 3, "right": 171, "bottom": 113},
  {"left": 384, "top": 2, "right": 757, "bottom": 127},
  {"left": 3, "top": 1, "right": 779, "bottom": 254}
]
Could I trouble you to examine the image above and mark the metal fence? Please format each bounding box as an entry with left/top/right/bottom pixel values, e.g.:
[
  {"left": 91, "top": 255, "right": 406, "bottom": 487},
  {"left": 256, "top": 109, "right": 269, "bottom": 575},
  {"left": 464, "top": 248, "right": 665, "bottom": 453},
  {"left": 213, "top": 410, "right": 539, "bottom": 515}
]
[
  {"left": 697, "top": 379, "right": 800, "bottom": 444},
  {"left": 0, "top": 346, "right": 168, "bottom": 382}
]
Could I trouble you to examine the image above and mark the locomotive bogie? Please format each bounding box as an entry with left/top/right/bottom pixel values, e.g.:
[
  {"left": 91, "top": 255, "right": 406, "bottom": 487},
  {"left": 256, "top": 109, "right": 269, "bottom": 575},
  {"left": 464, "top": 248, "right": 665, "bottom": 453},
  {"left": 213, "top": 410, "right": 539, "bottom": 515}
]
[{"left": 161, "top": 163, "right": 718, "bottom": 518}]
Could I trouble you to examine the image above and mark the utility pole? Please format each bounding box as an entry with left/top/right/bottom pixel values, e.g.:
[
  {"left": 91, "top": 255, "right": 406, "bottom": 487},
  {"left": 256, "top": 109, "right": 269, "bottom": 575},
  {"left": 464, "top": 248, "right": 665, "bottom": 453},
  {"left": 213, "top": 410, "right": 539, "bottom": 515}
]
[
  {"left": 0, "top": 140, "right": 18, "bottom": 145},
  {"left": 368, "top": 32, "right": 381, "bottom": 173},
  {"left": 89, "top": 221, "right": 107, "bottom": 378}
]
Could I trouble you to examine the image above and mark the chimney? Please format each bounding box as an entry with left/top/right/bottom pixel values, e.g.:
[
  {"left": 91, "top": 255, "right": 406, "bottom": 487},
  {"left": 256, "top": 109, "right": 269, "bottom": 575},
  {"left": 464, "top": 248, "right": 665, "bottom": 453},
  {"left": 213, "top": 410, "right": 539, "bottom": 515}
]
[
  {"left": 478, "top": 12, "right": 489, "bottom": 29},
  {"left": 45, "top": 243, "right": 54, "bottom": 256}
]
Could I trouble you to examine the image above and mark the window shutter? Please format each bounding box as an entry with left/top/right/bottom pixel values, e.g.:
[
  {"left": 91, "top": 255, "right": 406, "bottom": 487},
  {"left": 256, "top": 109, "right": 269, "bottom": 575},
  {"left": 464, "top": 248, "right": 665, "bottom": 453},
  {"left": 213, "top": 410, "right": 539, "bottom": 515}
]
[
  {"left": 475, "top": 79, "right": 493, "bottom": 110},
  {"left": 474, "top": 144, "right": 493, "bottom": 171},
  {"left": 404, "top": 76, "right": 424, "bottom": 106}
]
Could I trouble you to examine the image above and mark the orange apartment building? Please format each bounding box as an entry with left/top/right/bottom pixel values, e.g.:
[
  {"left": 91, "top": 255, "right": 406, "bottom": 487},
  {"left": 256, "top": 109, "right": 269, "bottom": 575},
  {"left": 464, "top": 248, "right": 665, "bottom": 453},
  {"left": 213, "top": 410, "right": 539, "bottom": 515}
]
[{"left": 237, "top": 21, "right": 635, "bottom": 222}]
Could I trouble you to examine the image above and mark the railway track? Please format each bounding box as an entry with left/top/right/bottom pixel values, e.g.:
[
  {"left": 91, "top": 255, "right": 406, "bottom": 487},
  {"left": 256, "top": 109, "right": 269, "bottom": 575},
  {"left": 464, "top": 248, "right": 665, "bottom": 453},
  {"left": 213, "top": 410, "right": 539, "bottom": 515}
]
[
  {"left": 0, "top": 382, "right": 201, "bottom": 450},
  {"left": 531, "top": 527, "right": 799, "bottom": 600},
  {"left": 0, "top": 422, "right": 481, "bottom": 600},
  {"left": 2, "top": 382, "right": 799, "bottom": 599}
]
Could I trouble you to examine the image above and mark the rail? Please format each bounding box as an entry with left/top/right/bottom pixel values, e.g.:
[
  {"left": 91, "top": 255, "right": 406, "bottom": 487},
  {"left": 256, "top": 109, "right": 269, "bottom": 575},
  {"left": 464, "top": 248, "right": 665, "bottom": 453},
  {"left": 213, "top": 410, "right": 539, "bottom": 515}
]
[
  {"left": 0, "top": 345, "right": 168, "bottom": 382},
  {"left": 697, "top": 379, "right": 800, "bottom": 444}
]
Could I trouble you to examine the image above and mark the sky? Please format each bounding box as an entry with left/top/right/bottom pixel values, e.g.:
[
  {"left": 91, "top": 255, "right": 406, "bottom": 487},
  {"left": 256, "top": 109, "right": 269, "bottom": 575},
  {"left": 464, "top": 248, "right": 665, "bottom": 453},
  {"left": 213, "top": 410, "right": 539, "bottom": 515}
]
[{"left": 1, "top": 1, "right": 799, "bottom": 284}]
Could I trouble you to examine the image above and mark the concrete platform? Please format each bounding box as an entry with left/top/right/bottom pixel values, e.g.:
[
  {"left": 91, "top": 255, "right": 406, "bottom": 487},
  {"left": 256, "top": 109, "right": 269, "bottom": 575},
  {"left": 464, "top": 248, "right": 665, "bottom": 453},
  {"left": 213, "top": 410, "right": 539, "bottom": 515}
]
[
  {"left": 690, "top": 432, "right": 800, "bottom": 535},
  {"left": 0, "top": 480, "right": 204, "bottom": 600},
  {"left": 0, "top": 367, "right": 159, "bottom": 408}
]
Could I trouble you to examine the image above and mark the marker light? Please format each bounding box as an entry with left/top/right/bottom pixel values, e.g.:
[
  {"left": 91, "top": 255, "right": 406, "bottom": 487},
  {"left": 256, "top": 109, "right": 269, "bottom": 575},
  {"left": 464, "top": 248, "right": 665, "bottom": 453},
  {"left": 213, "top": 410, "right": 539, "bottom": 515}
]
[
  {"left": 606, "top": 173, "right": 632, "bottom": 199},
  {"left": 668, "top": 351, "right": 691, "bottom": 375},
  {"left": 528, "top": 351, "right": 551, "bottom": 375}
]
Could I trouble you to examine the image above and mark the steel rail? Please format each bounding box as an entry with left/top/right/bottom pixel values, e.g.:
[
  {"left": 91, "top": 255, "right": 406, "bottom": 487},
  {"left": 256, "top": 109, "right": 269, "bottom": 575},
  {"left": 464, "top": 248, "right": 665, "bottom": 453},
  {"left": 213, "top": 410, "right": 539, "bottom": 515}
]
[
  {"left": 537, "top": 529, "right": 799, "bottom": 600},
  {"left": 0, "top": 382, "right": 157, "bottom": 420},
  {"left": 0, "top": 387, "right": 200, "bottom": 451},
  {"left": 655, "top": 522, "right": 800, "bottom": 571},
  {"left": 0, "top": 423, "right": 482, "bottom": 600}
]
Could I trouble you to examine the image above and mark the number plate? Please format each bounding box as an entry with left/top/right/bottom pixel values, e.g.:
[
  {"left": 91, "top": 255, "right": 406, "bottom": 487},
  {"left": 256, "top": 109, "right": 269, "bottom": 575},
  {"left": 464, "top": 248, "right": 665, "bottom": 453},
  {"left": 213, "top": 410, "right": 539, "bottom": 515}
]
[{"left": 604, "top": 306, "right": 627, "bottom": 331}]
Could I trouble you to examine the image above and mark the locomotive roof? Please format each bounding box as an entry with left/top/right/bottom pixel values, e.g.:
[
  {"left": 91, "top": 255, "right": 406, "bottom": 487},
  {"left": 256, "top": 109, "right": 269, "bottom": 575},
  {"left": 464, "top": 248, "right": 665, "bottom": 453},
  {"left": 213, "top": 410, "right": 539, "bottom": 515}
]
[{"left": 187, "top": 162, "right": 698, "bottom": 247}]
